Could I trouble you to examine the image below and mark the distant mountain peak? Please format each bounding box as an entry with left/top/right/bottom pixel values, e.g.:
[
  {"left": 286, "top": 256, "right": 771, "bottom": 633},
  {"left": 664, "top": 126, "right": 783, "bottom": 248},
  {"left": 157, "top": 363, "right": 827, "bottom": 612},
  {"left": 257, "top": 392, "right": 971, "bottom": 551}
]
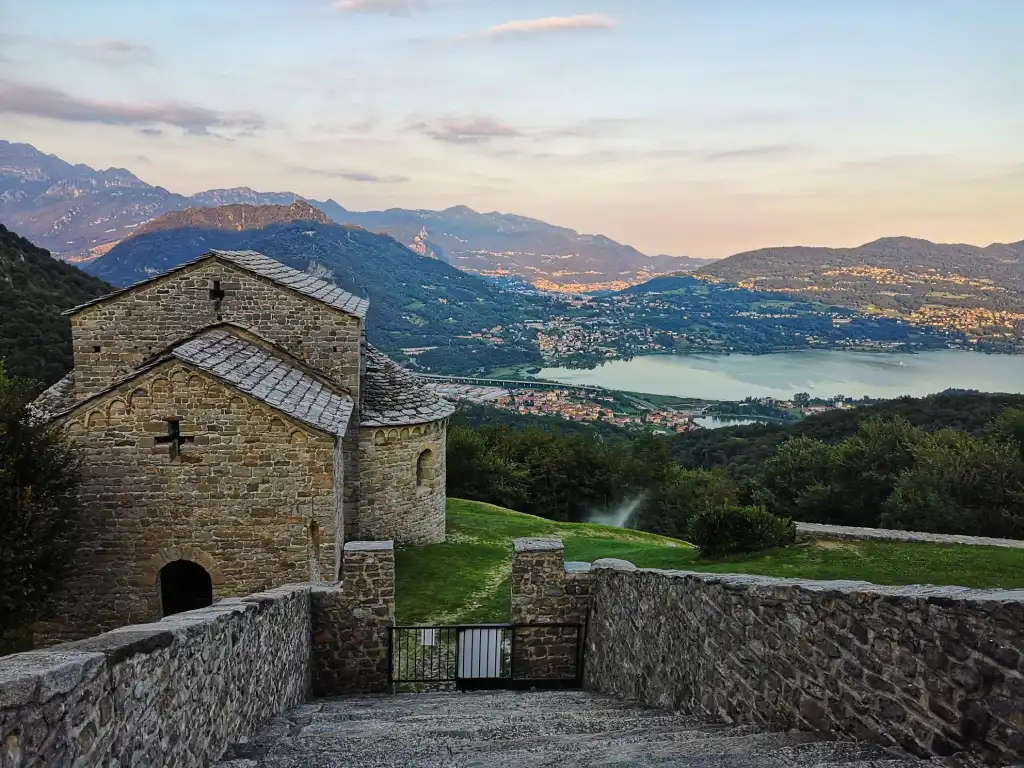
[
  {"left": 442, "top": 204, "right": 478, "bottom": 216},
  {"left": 134, "top": 200, "right": 330, "bottom": 237}
]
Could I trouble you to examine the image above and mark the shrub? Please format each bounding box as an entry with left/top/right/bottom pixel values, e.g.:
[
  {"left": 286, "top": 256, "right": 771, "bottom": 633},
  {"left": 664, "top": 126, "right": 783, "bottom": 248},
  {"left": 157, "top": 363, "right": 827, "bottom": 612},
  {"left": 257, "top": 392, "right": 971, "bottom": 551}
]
[
  {"left": 0, "top": 363, "right": 81, "bottom": 650},
  {"left": 688, "top": 504, "right": 796, "bottom": 557}
]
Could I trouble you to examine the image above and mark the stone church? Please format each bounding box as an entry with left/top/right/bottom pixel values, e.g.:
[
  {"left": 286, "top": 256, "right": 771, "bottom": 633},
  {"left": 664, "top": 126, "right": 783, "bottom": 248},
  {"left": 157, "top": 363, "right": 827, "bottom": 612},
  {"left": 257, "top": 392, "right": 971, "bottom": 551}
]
[{"left": 31, "top": 249, "right": 454, "bottom": 642}]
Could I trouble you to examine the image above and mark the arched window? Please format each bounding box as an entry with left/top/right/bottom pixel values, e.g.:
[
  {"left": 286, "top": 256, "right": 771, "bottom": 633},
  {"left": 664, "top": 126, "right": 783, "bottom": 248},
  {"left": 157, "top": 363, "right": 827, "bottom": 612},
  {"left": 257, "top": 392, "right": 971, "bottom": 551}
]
[
  {"left": 159, "top": 560, "right": 213, "bottom": 616},
  {"left": 416, "top": 449, "right": 435, "bottom": 487}
]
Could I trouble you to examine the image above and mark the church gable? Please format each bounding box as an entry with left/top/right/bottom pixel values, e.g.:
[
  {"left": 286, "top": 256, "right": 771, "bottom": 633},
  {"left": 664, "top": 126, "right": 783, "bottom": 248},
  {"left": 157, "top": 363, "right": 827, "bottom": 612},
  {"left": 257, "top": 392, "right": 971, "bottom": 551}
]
[
  {"left": 51, "top": 356, "right": 340, "bottom": 639},
  {"left": 67, "top": 253, "right": 364, "bottom": 400}
]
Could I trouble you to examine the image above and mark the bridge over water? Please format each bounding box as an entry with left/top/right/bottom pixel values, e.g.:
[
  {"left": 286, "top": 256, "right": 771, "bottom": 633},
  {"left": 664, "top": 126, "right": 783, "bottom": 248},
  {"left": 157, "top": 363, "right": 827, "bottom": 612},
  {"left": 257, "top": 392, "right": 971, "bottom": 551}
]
[{"left": 416, "top": 373, "right": 606, "bottom": 393}]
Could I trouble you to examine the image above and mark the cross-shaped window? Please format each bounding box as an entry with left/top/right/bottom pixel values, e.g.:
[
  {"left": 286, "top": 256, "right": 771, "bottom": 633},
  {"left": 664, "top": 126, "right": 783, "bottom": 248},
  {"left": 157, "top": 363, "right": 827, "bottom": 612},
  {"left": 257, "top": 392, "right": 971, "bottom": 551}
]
[
  {"left": 209, "top": 280, "right": 225, "bottom": 301},
  {"left": 154, "top": 419, "right": 194, "bottom": 460}
]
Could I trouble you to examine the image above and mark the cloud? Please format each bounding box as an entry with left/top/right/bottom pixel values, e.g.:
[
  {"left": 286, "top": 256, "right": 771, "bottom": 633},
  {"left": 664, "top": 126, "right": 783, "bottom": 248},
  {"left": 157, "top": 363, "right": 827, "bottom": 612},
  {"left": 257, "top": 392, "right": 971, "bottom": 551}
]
[
  {"left": 0, "top": 79, "right": 264, "bottom": 135},
  {"left": 293, "top": 165, "right": 409, "bottom": 183},
  {"left": 138, "top": 127, "right": 163, "bottom": 136},
  {"left": 484, "top": 14, "right": 616, "bottom": 39},
  {"left": 704, "top": 144, "right": 802, "bottom": 161},
  {"left": 332, "top": 0, "right": 420, "bottom": 14},
  {"left": 81, "top": 39, "right": 155, "bottom": 64},
  {"left": 411, "top": 116, "right": 522, "bottom": 144}
]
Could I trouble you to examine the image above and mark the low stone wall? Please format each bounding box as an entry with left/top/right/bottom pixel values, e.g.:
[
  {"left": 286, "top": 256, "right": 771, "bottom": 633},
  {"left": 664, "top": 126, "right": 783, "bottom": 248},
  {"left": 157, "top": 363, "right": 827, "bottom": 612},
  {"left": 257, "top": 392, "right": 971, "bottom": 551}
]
[
  {"left": 0, "top": 585, "right": 311, "bottom": 768},
  {"left": 0, "top": 540, "right": 395, "bottom": 768},
  {"left": 510, "top": 538, "right": 591, "bottom": 682},
  {"left": 796, "top": 522, "right": 1024, "bottom": 550},
  {"left": 312, "top": 540, "right": 395, "bottom": 695},
  {"left": 583, "top": 565, "right": 1024, "bottom": 766}
]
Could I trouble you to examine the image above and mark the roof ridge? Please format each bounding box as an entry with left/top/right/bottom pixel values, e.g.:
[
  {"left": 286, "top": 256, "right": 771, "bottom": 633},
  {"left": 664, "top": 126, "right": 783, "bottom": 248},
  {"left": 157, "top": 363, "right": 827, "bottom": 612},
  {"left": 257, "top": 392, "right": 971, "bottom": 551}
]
[{"left": 65, "top": 250, "right": 369, "bottom": 319}]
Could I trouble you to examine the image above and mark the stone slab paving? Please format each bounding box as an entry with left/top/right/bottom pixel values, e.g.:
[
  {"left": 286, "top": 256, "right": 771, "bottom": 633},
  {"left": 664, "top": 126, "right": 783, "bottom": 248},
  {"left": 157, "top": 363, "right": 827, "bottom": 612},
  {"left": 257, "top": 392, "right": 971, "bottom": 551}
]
[
  {"left": 218, "top": 691, "right": 932, "bottom": 768},
  {"left": 796, "top": 522, "right": 1024, "bottom": 549}
]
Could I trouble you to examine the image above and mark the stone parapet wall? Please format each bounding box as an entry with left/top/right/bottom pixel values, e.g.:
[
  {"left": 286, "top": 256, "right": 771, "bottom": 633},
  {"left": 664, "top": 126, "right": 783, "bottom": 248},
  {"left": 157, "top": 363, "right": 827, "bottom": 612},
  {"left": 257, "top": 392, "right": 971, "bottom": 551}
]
[
  {"left": 510, "top": 538, "right": 590, "bottom": 682},
  {"left": 354, "top": 421, "right": 446, "bottom": 545},
  {"left": 583, "top": 565, "right": 1024, "bottom": 766},
  {"left": 312, "top": 540, "right": 395, "bottom": 695},
  {"left": 0, "top": 585, "right": 311, "bottom": 768}
]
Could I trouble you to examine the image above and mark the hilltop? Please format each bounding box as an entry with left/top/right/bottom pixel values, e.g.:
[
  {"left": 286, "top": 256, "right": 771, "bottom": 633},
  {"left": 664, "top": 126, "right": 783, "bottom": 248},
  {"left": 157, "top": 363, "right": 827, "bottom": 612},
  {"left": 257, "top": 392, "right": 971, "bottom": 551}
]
[
  {"left": 133, "top": 200, "right": 329, "bottom": 235},
  {"left": 699, "top": 236, "right": 1024, "bottom": 350},
  {"left": 0, "top": 224, "right": 113, "bottom": 384}
]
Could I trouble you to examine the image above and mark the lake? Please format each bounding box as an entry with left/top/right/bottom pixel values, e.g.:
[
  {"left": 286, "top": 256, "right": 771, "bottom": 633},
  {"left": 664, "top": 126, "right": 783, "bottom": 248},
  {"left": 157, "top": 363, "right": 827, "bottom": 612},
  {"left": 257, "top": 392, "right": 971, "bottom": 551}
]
[{"left": 539, "top": 349, "right": 1024, "bottom": 401}]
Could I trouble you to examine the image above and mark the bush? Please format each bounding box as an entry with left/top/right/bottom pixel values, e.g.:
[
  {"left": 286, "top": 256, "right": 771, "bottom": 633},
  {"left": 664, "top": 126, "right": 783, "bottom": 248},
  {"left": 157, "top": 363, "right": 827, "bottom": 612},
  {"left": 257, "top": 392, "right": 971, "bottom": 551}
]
[
  {"left": 688, "top": 504, "right": 796, "bottom": 557},
  {"left": 0, "top": 363, "right": 81, "bottom": 649}
]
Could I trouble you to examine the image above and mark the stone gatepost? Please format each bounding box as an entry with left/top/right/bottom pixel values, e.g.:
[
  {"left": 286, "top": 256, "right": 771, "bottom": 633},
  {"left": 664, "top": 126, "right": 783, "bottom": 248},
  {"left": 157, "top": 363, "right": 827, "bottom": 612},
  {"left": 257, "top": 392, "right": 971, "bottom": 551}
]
[
  {"left": 311, "top": 540, "right": 395, "bottom": 695},
  {"left": 510, "top": 537, "right": 592, "bottom": 682}
]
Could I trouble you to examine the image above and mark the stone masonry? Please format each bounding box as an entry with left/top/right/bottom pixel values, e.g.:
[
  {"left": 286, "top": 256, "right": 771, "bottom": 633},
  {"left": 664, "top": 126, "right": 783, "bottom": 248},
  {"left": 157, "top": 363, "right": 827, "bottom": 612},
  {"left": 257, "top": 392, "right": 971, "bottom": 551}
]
[
  {"left": 1, "top": 542, "right": 394, "bottom": 768},
  {"left": 356, "top": 421, "right": 447, "bottom": 545},
  {"left": 582, "top": 565, "right": 1024, "bottom": 767},
  {"left": 38, "top": 357, "right": 340, "bottom": 644},
  {"left": 1, "top": 585, "right": 312, "bottom": 768},
  {"left": 510, "top": 538, "right": 591, "bottom": 683},
  {"left": 311, "top": 541, "right": 395, "bottom": 696},
  {"left": 68, "top": 252, "right": 365, "bottom": 402},
  {"left": 32, "top": 249, "right": 453, "bottom": 644}
]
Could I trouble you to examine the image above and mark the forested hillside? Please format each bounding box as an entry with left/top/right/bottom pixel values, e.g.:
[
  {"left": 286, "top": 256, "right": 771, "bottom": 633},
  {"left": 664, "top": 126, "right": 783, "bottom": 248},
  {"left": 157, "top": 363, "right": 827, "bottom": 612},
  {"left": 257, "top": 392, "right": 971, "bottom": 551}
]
[
  {"left": 449, "top": 392, "right": 1024, "bottom": 540},
  {"left": 0, "top": 225, "right": 113, "bottom": 385}
]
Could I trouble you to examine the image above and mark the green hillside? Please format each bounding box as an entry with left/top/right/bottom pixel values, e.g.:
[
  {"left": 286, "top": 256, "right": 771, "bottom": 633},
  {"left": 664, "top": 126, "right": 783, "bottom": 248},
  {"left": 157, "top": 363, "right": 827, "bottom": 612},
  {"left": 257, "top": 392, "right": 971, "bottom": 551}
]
[
  {"left": 0, "top": 225, "right": 113, "bottom": 385},
  {"left": 396, "top": 499, "right": 1024, "bottom": 624}
]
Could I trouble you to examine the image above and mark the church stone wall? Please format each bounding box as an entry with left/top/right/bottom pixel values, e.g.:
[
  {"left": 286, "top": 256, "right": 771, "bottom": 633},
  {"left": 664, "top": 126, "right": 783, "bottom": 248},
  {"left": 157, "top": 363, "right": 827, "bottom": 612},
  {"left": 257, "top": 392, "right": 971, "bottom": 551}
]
[
  {"left": 353, "top": 419, "right": 447, "bottom": 545},
  {"left": 39, "top": 360, "right": 339, "bottom": 644},
  {"left": 70, "top": 259, "right": 362, "bottom": 400}
]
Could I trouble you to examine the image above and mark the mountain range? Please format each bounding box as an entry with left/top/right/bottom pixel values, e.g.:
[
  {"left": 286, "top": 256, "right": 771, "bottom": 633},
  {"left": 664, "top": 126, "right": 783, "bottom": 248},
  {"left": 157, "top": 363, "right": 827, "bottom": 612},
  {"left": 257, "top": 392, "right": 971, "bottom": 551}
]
[
  {"left": 0, "top": 140, "right": 701, "bottom": 289},
  {"left": 700, "top": 237, "right": 1024, "bottom": 349}
]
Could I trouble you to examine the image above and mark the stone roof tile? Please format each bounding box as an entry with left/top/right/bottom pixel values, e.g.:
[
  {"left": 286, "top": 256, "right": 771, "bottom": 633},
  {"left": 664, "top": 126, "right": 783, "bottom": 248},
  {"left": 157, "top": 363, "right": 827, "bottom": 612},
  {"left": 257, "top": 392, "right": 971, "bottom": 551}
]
[
  {"left": 172, "top": 329, "right": 353, "bottom": 436},
  {"left": 359, "top": 343, "right": 456, "bottom": 427}
]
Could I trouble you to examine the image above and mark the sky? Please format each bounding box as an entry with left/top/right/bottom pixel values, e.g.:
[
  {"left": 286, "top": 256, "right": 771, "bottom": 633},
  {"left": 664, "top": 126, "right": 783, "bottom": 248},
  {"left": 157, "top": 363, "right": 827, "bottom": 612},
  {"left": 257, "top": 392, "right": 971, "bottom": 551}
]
[{"left": 1, "top": 0, "right": 1022, "bottom": 259}]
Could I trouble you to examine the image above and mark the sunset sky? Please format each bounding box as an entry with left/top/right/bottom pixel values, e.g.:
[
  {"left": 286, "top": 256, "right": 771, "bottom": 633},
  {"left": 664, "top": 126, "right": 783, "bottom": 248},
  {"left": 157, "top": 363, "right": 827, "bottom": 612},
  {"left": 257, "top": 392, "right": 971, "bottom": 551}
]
[{"left": 2, "top": 0, "right": 1021, "bottom": 259}]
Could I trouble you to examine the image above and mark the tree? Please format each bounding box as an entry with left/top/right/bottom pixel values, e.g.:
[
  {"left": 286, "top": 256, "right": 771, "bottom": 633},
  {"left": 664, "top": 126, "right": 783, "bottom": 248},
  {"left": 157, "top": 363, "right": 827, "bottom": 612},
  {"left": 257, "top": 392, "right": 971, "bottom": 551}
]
[
  {"left": 987, "top": 407, "right": 1024, "bottom": 460},
  {"left": 830, "top": 417, "right": 922, "bottom": 526},
  {"left": 0, "top": 363, "right": 80, "bottom": 649},
  {"left": 793, "top": 392, "right": 811, "bottom": 407},
  {"left": 755, "top": 436, "right": 838, "bottom": 521},
  {"left": 637, "top": 466, "right": 737, "bottom": 539},
  {"left": 883, "top": 429, "right": 1024, "bottom": 538}
]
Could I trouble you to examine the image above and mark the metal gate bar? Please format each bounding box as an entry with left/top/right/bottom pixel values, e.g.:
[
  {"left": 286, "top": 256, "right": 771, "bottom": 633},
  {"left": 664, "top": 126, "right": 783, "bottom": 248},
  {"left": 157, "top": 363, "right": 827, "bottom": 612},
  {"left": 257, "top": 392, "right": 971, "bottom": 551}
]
[{"left": 389, "top": 623, "right": 584, "bottom": 691}]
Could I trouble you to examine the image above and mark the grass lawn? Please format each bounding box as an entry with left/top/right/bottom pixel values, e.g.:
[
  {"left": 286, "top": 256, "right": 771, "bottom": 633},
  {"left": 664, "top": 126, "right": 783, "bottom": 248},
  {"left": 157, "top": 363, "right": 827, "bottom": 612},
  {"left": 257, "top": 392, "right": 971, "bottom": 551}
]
[{"left": 395, "top": 498, "right": 1024, "bottom": 625}]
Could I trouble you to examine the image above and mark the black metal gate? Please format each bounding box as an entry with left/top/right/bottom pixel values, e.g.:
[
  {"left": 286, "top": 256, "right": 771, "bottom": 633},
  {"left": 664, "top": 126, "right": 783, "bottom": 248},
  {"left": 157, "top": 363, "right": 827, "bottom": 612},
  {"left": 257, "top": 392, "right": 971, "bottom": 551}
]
[{"left": 389, "top": 623, "right": 584, "bottom": 691}]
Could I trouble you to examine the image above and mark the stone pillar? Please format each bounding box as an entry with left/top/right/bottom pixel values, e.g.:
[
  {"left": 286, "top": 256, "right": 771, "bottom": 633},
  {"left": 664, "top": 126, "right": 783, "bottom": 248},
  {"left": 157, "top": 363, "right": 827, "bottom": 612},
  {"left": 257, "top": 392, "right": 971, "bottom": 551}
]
[
  {"left": 510, "top": 537, "right": 591, "bottom": 683},
  {"left": 311, "top": 540, "right": 395, "bottom": 695}
]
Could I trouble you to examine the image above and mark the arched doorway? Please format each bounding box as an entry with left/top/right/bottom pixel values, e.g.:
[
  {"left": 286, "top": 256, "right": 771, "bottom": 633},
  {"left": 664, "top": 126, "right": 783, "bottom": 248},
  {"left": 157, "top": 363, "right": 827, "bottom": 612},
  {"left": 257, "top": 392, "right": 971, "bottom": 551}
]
[{"left": 159, "top": 559, "right": 213, "bottom": 616}]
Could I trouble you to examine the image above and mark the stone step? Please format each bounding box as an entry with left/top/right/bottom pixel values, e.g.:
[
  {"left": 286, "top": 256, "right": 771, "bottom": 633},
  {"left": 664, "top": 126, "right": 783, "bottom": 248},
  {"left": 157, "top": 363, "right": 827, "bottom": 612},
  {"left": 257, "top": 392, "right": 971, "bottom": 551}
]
[{"left": 219, "top": 691, "right": 930, "bottom": 768}]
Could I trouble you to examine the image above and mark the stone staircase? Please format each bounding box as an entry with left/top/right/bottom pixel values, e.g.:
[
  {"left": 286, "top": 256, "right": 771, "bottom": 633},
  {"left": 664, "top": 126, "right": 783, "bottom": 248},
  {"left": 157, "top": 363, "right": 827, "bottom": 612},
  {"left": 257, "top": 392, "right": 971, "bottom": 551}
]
[{"left": 219, "top": 691, "right": 933, "bottom": 768}]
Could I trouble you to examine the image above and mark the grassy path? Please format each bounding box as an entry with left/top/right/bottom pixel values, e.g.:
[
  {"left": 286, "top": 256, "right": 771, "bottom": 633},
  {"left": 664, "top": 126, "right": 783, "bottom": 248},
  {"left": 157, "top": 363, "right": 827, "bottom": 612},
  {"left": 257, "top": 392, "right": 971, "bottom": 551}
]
[{"left": 395, "top": 499, "right": 1024, "bottom": 625}]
